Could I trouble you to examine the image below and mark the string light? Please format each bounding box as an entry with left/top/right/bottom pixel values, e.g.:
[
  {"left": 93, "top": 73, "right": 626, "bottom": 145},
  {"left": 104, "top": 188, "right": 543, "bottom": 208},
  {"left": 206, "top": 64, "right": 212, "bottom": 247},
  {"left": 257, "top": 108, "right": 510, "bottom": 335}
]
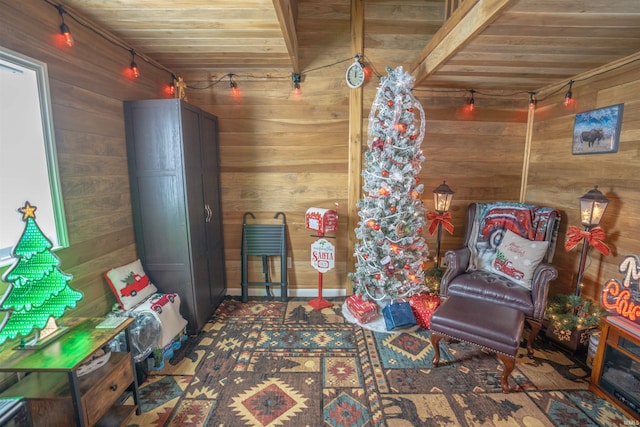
[
  {"left": 292, "top": 73, "right": 302, "bottom": 97},
  {"left": 168, "top": 73, "right": 177, "bottom": 96},
  {"left": 528, "top": 91, "right": 537, "bottom": 110},
  {"left": 564, "top": 80, "right": 574, "bottom": 107},
  {"left": 56, "top": 5, "right": 74, "bottom": 47},
  {"left": 129, "top": 49, "right": 140, "bottom": 78},
  {"left": 229, "top": 73, "right": 240, "bottom": 97},
  {"left": 45, "top": 0, "right": 639, "bottom": 105}
]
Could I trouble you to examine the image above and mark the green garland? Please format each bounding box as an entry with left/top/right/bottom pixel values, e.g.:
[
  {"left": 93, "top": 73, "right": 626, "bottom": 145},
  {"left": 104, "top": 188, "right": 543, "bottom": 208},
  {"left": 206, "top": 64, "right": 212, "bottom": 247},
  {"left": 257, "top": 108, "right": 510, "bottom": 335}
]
[{"left": 546, "top": 294, "right": 606, "bottom": 334}]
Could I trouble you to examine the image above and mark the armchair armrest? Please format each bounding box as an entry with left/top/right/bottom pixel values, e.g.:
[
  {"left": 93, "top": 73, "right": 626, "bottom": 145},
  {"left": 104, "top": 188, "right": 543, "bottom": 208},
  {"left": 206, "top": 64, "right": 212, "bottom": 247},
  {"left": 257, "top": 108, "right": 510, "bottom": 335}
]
[
  {"left": 440, "top": 247, "right": 471, "bottom": 297},
  {"left": 530, "top": 262, "right": 558, "bottom": 321}
]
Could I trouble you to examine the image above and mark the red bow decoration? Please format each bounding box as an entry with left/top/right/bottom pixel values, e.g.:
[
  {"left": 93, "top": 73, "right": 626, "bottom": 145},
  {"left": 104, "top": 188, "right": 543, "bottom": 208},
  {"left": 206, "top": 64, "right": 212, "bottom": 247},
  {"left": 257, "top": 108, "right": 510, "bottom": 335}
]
[
  {"left": 564, "top": 225, "right": 610, "bottom": 256},
  {"left": 427, "top": 211, "right": 454, "bottom": 235}
]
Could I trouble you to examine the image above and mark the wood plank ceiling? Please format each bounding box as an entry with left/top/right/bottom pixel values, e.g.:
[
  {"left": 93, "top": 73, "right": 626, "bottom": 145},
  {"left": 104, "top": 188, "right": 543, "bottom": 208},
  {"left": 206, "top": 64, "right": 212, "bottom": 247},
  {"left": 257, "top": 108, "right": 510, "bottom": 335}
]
[{"left": 60, "top": 0, "right": 640, "bottom": 92}]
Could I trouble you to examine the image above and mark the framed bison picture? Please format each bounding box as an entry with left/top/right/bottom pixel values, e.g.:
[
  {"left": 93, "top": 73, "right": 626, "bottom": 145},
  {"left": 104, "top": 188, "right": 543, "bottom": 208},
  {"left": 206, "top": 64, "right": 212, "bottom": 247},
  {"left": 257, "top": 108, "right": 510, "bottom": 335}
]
[{"left": 572, "top": 103, "right": 623, "bottom": 155}]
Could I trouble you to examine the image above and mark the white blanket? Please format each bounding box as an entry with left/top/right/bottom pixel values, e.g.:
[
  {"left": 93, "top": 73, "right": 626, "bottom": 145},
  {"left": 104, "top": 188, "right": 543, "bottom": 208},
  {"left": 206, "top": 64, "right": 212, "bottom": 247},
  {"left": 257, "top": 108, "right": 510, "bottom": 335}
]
[{"left": 132, "top": 293, "right": 188, "bottom": 348}]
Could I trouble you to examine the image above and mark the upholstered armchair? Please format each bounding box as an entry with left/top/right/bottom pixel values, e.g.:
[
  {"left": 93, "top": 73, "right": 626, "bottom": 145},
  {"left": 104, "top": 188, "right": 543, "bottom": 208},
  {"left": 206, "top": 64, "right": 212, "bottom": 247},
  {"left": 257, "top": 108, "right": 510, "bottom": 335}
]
[{"left": 440, "top": 202, "right": 560, "bottom": 355}]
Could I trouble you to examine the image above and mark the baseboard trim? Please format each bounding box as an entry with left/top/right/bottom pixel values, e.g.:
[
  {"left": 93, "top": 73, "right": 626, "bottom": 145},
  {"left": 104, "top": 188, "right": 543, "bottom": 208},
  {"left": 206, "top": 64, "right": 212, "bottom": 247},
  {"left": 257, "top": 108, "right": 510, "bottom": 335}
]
[{"left": 226, "top": 288, "right": 347, "bottom": 298}]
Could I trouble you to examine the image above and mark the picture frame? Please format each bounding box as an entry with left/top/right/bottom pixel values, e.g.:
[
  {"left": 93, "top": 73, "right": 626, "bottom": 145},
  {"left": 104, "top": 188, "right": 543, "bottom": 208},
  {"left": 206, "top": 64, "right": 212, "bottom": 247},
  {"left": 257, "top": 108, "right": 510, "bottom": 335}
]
[{"left": 572, "top": 103, "right": 624, "bottom": 155}]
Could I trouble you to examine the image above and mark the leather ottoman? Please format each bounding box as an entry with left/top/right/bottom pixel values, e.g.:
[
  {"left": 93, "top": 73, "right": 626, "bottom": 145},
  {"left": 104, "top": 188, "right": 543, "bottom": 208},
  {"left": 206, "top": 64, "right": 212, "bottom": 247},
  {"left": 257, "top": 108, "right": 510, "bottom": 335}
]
[{"left": 430, "top": 295, "right": 524, "bottom": 393}]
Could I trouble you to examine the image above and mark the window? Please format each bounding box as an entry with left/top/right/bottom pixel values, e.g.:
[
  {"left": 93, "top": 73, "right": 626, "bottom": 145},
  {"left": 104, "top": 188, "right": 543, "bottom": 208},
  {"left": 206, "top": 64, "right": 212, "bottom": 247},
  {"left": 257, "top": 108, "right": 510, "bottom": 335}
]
[{"left": 0, "top": 47, "right": 68, "bottom": 266}]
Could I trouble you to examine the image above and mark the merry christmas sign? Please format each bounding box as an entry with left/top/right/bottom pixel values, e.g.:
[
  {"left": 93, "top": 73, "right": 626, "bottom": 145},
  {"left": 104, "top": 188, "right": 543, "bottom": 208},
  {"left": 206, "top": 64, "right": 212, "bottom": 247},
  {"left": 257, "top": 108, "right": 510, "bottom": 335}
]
[{"left": 601, "top": 254, "right": 640, "bottom": 324}]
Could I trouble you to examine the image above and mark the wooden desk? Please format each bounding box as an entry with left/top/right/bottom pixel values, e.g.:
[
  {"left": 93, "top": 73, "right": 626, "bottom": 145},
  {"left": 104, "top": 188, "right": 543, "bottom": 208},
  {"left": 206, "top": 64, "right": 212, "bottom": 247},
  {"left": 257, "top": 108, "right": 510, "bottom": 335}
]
[{"left": 0, "top": 318, "right": 140, "bottom": 427}]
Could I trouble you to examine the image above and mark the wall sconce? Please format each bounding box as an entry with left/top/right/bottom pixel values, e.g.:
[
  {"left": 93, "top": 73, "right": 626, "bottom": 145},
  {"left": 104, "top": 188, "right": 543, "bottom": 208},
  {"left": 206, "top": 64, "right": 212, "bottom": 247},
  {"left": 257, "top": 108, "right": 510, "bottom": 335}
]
[
  {"left": 428, "top": 180, "right": 455, "bottom": 268},
  {"left": 565, "top": 185, "right": 610, "bottom": 296}
]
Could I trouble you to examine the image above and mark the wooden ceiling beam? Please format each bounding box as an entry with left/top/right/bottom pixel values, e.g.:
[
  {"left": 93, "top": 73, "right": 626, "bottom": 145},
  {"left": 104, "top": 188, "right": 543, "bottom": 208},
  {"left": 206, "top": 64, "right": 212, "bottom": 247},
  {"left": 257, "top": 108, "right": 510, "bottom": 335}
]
[
  {"left": 272, "top": 0, "right": 300, "bottom": 74},
  {"left": 410, "top": 0, "right": 516, "bottom": 86}
]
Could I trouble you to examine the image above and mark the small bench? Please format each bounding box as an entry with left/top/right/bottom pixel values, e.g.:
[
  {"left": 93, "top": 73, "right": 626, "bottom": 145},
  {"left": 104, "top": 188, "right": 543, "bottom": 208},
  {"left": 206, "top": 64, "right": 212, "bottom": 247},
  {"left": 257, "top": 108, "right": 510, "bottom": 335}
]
[{"left": 430, "top": 295, "right": 524, "bottom": 393}]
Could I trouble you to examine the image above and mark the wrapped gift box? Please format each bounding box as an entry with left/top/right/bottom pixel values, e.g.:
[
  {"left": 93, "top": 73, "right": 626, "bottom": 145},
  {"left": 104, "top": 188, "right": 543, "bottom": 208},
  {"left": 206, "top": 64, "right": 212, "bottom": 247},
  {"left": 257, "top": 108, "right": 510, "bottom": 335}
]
[
  {"left": 409, "top": 293, "right": 441, "bottom": 329},
  {"left": 382, "top": 301, "right": 416, "bottom": 331},
  {"left": 346, "top": 294, "right": 379, "bottom": 324}
]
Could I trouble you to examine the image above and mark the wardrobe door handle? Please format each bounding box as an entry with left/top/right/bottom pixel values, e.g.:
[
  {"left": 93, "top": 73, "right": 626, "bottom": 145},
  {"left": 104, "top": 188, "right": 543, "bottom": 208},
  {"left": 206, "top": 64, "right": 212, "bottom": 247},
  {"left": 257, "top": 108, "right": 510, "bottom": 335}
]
[{"left": 205, "top": 204, "right": 212, "bottom": 222}]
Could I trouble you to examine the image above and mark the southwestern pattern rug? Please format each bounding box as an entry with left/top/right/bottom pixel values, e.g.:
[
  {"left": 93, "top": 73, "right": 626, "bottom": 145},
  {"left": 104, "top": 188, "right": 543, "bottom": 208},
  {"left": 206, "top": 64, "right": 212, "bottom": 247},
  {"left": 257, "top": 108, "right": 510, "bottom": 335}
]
[{"left": 124, "top": 297, "right": 634, "bottom": 426}]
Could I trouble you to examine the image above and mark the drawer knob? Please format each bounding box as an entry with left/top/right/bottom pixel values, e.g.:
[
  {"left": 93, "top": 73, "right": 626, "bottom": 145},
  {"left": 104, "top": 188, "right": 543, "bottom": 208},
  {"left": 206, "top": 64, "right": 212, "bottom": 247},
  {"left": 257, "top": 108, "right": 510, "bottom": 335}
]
[{"left": 110, "top": 384, "right": 118, "bottom": 391}]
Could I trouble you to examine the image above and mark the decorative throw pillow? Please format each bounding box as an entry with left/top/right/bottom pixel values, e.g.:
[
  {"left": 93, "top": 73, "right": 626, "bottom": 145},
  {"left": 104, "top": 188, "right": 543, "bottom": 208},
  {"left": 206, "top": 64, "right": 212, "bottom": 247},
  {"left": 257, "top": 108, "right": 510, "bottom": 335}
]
[
  {"left": 104, "top": 259, "right": 158, "bottom": 310},
  {"left": 491, "top": 229, "right": 549, "bottom": 289}
]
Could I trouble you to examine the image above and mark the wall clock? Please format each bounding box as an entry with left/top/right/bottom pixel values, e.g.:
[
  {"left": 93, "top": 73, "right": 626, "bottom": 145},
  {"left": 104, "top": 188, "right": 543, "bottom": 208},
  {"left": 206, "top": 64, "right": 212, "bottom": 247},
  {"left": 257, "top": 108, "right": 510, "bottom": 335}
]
[{"left": 345, "top": 57, "right": 365, "bottom": 89}]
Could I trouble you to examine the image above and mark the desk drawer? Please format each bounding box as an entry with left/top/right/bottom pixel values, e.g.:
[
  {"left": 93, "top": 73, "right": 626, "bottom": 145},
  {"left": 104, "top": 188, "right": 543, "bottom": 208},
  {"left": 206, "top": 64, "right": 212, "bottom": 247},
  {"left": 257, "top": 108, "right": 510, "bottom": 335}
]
[{"left": 81, "top": 353, "right": 133, "bottom": 426}]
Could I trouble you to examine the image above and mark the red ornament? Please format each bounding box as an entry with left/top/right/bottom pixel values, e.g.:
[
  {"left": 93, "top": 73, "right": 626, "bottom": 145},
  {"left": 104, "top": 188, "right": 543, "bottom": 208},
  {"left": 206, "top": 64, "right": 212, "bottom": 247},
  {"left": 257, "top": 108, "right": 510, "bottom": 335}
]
[
  {"left": 382, "top": 170, "right": 389, "bottom": 177},
  {"left": 385, "top": 263, "right": 396, "bottom": 277},
  {"left": 417, "top": 227, "right": 422, "bottom": 234},
  {"left": 387, "top": 100, "right": 394, "bottom": 107},
  {"left": 415, "top": 177, "right": 420, "bottom": 183},
  {"left": 396, "top": 123, "right": 407, "bottom": 133},
  {"left": 374, "top": 273, "right": 381, "bottom": 280},
  {"left": 363, "top": 254, "right": 368, "bottom": 260},
  {"left": 410, "top": 134, "right": 417, "bottom": 140},
  {"left": 408, "top": 107, "right": 414, "bottom": 112},
  {"left": 404, "top": 264, "right": 410, "bottom": 270},
  {"left": 390, "top": 206, "right": 396, "bottom": 213},
  {"left": 372, "top": 139, "right": 384, "bottom": 151}
]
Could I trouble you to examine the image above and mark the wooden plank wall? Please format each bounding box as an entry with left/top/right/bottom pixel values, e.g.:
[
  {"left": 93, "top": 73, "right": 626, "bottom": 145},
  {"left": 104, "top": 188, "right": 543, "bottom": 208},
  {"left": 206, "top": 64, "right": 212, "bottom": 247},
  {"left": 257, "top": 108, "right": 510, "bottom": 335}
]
[
  {"left": 526, "top": 55, "right": 640, "bottom": 300},
  {"left": 183, "top": 0, "right": 353, "bottom": 296},
  {"left": 0, "top": 0, "right": 170, "bottom": 327},
  {"left": 415, "top": 91, "right": 528, "bottom": 253},
  {"left": 183, "top": 0, "right": 526, "bottom": 296}
]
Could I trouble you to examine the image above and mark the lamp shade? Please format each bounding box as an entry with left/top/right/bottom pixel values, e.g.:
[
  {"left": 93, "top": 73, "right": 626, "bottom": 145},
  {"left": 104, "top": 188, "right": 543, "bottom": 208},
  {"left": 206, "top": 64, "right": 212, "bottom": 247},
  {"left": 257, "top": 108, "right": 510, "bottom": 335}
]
[
  {"left": 579, "top": 185, "right": 609, "bottom": 227},
  {"left": 433, "top": 180, "right": 454, "bottom": 213}
]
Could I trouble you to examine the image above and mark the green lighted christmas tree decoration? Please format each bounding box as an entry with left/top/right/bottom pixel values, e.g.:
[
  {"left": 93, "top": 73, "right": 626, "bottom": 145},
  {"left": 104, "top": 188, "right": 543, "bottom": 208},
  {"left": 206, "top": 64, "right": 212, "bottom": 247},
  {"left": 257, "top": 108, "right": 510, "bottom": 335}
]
[
  {"left": 349, "top": 66, "right": 428, "bottom": 302},
  {"left": 0, "top": 202, "right": 82, "bottom": 346}
]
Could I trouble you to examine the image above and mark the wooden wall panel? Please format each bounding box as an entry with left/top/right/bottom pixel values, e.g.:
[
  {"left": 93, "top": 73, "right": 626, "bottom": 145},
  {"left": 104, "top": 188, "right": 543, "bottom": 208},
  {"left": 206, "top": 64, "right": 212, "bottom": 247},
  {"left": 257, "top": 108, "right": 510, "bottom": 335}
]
[
  {"left": 0, "top": 0, "right": 170, "bottom": 332},
  {"left": 415, "top": 92, "right": 528, "bottom": 255},
  {"left": 526, "top": 56, "right": 640, "bottom": 300}
]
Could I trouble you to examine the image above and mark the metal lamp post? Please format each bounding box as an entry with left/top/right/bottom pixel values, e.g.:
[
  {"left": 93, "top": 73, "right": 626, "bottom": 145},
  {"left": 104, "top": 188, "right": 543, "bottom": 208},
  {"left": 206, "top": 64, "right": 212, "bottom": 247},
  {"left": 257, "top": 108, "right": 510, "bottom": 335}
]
[
  {"left": 574, "top": 185, "right": 609, "bottom": 296},
  {"left": 432, "top": 181, "right": 454, "bottom": 268}
]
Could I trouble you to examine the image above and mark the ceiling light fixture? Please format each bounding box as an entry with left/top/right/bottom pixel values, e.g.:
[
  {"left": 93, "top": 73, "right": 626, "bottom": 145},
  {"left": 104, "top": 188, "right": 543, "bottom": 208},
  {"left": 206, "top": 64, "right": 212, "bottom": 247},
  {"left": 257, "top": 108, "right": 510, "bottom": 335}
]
[
  {"left": 56, "top": 5, "right": 74, "bottom": 47},
  {"left": 129, "top": 49, "right": 140, "bottom": 78}
]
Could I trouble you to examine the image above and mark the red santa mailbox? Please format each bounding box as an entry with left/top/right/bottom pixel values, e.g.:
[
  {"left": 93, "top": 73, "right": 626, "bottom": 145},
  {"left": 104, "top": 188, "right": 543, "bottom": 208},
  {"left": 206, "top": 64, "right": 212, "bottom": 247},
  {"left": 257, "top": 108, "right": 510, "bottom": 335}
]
[{"left": 305, "top": 207, "right": 338, "bottom": 235}]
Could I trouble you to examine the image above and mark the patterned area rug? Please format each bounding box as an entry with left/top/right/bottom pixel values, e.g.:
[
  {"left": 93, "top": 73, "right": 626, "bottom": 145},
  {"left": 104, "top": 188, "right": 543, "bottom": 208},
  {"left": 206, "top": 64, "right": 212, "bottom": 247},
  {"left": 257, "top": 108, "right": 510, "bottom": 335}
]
[{"left": 124, "top": 297, "right": 634, "bottom": 426}]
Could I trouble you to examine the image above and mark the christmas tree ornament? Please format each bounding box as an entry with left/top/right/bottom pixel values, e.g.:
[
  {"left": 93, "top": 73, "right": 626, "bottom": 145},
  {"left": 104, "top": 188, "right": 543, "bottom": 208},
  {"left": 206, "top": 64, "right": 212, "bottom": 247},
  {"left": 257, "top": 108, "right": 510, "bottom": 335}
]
[
  {"left": 0, "top": 202, "right": 83, "bottom": 347},
  {"left": 349, "top": 66, "right": 428, "bottom": 306}
]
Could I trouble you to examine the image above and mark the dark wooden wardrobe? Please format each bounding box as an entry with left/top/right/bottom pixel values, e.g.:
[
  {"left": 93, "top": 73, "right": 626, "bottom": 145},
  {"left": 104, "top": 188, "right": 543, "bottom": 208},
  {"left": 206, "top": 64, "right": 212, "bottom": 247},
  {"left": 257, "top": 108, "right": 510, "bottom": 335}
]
[{"left": 123, "top": 99, "right": 226, "bottom": 334}]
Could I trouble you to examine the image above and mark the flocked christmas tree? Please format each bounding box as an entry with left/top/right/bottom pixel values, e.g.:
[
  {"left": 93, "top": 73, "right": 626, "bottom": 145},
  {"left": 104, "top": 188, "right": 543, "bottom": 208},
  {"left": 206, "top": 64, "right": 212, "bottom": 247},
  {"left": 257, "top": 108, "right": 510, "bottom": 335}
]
[
  {"left": 0, "top": 202, "right": 82, "bottom": 346},
  {"left": 349, "top": 67, "right": 428, "bottom": 302}
]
